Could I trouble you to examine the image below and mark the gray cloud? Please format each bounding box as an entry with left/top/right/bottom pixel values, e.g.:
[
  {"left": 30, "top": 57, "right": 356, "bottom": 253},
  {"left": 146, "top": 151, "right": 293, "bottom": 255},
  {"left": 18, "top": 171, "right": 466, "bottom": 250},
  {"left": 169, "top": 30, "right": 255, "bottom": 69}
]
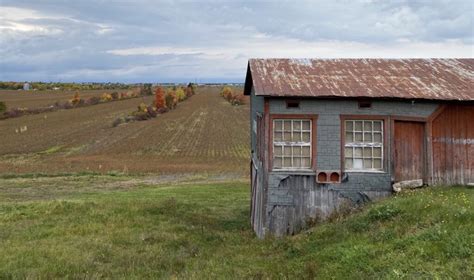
[{"left": 0, "top": 0, "right": 472, "bottom": 82}]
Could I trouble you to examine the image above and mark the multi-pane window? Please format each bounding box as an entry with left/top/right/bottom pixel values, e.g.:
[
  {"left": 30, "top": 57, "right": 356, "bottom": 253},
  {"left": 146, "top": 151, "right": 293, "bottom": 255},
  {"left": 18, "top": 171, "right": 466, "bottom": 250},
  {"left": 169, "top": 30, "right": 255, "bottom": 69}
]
[
  {"left": 273, "top": 119, "right": 312, "bottom": 169},
  {"left": 344, "top": 120, "right": 383, "bottom": 171}
]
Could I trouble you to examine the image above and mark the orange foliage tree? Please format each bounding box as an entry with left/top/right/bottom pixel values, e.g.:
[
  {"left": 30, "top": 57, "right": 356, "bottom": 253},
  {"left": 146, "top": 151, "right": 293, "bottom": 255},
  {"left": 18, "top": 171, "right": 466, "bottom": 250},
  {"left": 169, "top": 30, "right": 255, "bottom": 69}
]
[{"left": 154, "top": 86, "right": 166, "bottom": 109}]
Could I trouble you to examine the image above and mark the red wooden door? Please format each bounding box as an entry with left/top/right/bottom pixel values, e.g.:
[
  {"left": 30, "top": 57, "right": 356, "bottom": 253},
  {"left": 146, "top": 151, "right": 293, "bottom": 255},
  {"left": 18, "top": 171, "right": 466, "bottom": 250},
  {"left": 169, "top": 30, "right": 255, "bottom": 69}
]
[{"left": 393, "top": 121, "right": 425, "bottom": 182}]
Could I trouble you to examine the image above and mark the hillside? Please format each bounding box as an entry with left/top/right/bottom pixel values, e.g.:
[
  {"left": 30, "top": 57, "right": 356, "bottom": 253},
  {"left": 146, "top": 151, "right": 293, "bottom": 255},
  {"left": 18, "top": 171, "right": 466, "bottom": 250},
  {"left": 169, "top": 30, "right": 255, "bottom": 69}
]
[
  {"left": 0, "top": 176, "right": 472, "bottom": 278},
  {"left": 0, "top": 87, "right": 249, "bottom": 175}
]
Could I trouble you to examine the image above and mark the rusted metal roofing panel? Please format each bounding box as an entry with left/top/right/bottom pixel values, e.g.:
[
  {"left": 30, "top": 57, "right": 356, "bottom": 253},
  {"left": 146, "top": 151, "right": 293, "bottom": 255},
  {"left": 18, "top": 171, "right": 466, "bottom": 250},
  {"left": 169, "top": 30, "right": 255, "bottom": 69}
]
[{"left": 246, "top": 58, "right": 474, "bottom": 101}]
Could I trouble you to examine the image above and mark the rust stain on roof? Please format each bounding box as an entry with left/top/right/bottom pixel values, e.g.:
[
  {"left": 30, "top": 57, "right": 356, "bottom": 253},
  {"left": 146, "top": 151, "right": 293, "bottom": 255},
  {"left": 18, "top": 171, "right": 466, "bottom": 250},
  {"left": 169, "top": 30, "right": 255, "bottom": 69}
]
[{"left": 245, "top": 58, "right": 474, "bottom": 101}]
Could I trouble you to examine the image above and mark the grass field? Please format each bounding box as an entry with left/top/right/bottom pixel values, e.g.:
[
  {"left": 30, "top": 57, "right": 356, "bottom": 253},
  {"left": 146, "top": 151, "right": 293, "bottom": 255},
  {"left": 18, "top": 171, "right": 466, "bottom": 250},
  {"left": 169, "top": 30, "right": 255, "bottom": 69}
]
[
  {"left": 0, "top": 175, "right": 472, "bottom": 278},
  {"left": 0, "top": 86, "right": 249, "bottom": 175}
]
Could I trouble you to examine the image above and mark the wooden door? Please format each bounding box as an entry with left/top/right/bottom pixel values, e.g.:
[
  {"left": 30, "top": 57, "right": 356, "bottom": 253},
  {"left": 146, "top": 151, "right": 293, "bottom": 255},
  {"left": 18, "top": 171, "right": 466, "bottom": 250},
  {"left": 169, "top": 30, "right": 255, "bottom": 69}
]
[{"left": 393, "top": 121, "right": 425, "bottom": 182}]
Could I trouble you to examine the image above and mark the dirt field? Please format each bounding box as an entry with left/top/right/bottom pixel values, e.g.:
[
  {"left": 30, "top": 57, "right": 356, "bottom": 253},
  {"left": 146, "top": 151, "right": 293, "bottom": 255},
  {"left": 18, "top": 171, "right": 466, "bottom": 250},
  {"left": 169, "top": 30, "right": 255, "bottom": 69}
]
[
  {"left": 0, "top": 86, "right": 249, "bottom": 175},
  {"left": 0, "top": 89, "right": 131, "bottom": 108}
]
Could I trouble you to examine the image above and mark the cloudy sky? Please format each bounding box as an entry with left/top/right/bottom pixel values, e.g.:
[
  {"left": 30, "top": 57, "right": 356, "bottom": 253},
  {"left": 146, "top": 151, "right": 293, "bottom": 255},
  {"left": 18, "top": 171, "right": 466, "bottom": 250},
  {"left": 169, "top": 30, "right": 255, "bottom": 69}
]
[{"left": 1, "top": 0, "right": 473, "bottom": 83}]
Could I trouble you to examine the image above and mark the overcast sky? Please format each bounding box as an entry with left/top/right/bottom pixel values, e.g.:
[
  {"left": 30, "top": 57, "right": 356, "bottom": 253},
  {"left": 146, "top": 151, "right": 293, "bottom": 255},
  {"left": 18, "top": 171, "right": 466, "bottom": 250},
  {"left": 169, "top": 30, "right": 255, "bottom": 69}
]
[{"left": 1, "top": 0, "right": 473, "bottom": 83}]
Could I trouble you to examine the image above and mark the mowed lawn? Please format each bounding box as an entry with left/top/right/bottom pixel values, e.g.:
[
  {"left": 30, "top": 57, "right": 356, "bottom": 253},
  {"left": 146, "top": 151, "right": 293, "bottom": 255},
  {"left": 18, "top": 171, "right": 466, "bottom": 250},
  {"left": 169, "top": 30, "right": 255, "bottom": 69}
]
[{"left": 0, "top": 176, "right": 473, "bottom": 279}]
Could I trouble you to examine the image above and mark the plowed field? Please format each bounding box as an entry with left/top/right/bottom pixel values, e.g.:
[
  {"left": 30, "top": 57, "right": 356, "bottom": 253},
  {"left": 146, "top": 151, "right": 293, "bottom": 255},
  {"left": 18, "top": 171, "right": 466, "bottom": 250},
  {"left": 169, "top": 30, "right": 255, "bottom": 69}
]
[
  {"left": 0, "top": 86, "right": 249, "bottom": 175},
  {"left": 0, "top": 89, "right": 129, "bottom": 108}
]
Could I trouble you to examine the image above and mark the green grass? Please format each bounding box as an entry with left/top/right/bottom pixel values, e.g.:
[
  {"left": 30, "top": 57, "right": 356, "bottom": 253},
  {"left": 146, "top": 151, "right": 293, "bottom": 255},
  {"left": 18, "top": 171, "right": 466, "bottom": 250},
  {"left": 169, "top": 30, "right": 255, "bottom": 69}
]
[{"left": 0, "top": 177, "right": 473, "bottom": 279}]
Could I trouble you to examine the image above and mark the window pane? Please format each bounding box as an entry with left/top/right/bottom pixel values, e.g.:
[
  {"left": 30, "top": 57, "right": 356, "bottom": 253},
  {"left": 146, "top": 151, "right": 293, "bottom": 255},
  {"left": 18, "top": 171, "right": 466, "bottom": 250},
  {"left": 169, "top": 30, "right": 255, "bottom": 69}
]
[
  {"left": 293, "top": 132, "right": 301, "bottom": 141},
  {"left": 354, "top": 147, "right": 363, "bottom": 157},
  {"left": 294, "top": 121, "right": 301, "bottom": 131},
  {"left": 302, "top": 146, "right": 310, "bottom": 156},
  {"left": 284, "top": 120, "right": 291, "bottom": 130},
  {"left": 283, "top": 158, "right": 292, "bottom": 168},
  {"left": 363, "top": 159, "right": 372, "bottom": 169},
  {"left": 274, "top": 120, "right": 283, "bottom": 131},
  {"left": 293, "top": 157, "right": 301, "bottom": 168},
  {"left": 345, "top": 147, "right": 353, "bottom": 157},
  {"left": 373, "top": 121, "right": 382, "bottom": 132},
  {"left": 364, "top": 121, "right": 372, "bottom": 131},
  {"left": 274, "top": 131, "right": 283, "bottom": 141},
  {"left": 274, "top": 145, "right": 282, "bottom": 156},
  {"left": 293, "top": 146, "right": 301, "bottom": 156},
  {"left": 355, "top": 132, "right": 363, "bottom": 142},
  {"left": 373, "top": 147, "right": 382, "bottom": 157},
  {"left": 353, "top": 158, "right": 363, "bottom": 169},
  {"left": 345, "top": 132, "right": 353, "bottom": 142},
  {"left": 374, "top": 159, "right": 382, "bottom": 169},
  {"left": 355, "top": 121, "right": 363, "bottom": 131},
  {"left": 364, "top": 133, "right": 372, "bottom": 142},
  {"left": 274, "top": 157, "right": 282, "bottom": 168},
  {"left": 374, "top": 133, "right": 382, "bottom": 143},
  {"left": 363, "top": 147, "right": 372, "bottom": 157},
  {"left": 284, "top": 132, "right": 291, "bottom": 141},
  {"left": 302, "top": 120, "right": 310, "bottom": 130},
  {"left": 345, "top": 158, "right": 353, "bottom": 169},
  {"left": 346, "top": 121, "right": 353, "bottom": 132},
  {"left": 302, "top": 132, "right": 310, "bottom": 142},
  {"left": 283, "top": 146, "right": 292, "bottom": 156},
  {"left": 301, "top": 158, "right": 310, "bottom": 168}
]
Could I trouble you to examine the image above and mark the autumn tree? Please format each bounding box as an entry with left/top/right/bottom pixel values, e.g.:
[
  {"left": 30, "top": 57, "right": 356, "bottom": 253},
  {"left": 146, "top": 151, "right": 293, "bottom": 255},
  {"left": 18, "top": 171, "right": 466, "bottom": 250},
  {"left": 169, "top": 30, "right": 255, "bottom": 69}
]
[
  {"left": 186, "top": 83, "right": 195, "bottom": 97},
  {"left": 154, "top": 86, "right": 166, "bottom": 109},
  {"left": 165, "top": 90, "right": 177, "bottom": 109},
  {"left": 175, "top": 87, "right": 186, "bottom": 101}
]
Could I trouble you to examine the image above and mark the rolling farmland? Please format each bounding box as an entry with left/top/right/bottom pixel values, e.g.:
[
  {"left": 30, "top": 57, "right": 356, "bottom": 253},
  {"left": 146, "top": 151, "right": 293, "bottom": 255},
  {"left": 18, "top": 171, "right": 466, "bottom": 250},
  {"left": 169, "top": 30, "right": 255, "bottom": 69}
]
[{"left": 0, "top": 86, "right": 249, "bottom": 175}]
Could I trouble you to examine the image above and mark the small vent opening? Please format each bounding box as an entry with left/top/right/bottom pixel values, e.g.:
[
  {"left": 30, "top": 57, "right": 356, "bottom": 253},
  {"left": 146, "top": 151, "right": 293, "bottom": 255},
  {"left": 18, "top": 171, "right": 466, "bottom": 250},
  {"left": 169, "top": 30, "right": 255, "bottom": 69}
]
[
  {"left": 317, "top": 172, "right": 327, "bottom": 182},
  {"left": 358, "top": 100, "right": 372, "bottom": 109},
  {"left": 330, "top": 172, "right": 340, "bottom": 182},
  {"left": 286, "top": 100, "right": 300, "bottom": 108}
]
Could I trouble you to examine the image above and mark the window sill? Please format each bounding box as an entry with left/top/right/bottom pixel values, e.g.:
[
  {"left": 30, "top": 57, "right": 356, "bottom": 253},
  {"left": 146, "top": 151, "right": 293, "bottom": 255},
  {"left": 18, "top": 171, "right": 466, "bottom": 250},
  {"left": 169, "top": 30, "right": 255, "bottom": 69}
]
[
  {"left": 345, "top": 170, "right": 386, "bottom": 174},
  {"left": 270, "top": 169, "right": 316, "bottom": 175}
]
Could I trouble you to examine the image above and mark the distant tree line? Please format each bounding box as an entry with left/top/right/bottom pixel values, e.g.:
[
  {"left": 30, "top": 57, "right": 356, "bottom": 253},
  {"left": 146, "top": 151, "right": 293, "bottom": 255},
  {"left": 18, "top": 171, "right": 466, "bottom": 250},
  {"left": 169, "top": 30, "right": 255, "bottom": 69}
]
[{"left": 0, "top": 81, "right": 134, "bottom": 91}]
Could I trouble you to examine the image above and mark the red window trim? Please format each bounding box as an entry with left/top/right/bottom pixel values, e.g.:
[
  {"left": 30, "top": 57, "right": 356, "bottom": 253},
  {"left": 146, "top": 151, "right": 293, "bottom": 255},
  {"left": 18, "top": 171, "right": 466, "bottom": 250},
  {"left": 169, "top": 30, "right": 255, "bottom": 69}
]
[
  {"left": 340, "top": 115, "right": 389, "bottom": 173},
  {"left": 269, "top": 114, "right": 318, "bottom": 171}
]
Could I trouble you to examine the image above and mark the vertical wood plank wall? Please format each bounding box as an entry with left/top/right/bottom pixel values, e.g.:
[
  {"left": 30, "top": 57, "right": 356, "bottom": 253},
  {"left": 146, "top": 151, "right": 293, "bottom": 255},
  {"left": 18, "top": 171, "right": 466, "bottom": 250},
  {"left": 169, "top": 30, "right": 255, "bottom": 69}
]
[{"left": 431, "top": 105, "right": 474, "bottom": 185}]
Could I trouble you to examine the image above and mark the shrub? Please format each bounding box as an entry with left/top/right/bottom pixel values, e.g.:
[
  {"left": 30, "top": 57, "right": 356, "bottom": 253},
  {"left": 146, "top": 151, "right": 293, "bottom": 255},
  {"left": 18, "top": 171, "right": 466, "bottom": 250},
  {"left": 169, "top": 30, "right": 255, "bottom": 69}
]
[
  {"left": 185, "top": 86, "right": 193, "bottom": 98},
  {"left": 113, "top": 117, "right": 126, "bottom": 127},
  {"left": 176, "top": 88, "right": 186, "bottom": 102},
  {"left": 87, "top": 96, "right": 101, "bottom": 105},
  {"left": 110, "top": 91, "right": 119, "bottom": 100},
  {"left": 137, "top": 103, "right": 148, "bottom": 112},
  {"left": 154, "top": 87, "right": 166, "bottom": 109},
  {"left": 165, "top": 91, "right": 177, "bottom": 110},
  {"left": 70, "top": 93, "right": 81, "bottom": 106},
  {"left": 157, "top": 107, "right": 169, "bottom": 114},
  {"left": 187, "top": 83, "right": 196, "bottom": 96},
  {"left": 131, "top": 110, "right": 149, "bottom": 121},
  {"left": 0, "top": 101, "right": 6, "bottom": 113},
  {"left": 221, "top": 86, "right": 233, "bottom": 99},
  {"left": 146, "top": 106, "right": 157, "bottom": 118},
  {"left": 230, "top": 94, "right": 245, "bottom": 105},
  {"left": 4, "top": 108, "right": 25, "bottom": 118},
  {"left": 101, "top": 93, "right": 113, "bottom": 102}
]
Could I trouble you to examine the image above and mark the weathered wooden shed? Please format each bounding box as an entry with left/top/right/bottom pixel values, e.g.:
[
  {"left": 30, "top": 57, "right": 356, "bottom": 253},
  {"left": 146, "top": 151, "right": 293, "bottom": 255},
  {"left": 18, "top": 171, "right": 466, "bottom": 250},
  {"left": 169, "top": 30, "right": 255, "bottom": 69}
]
[{"left": 244, "top": 58, "right": 474, "bottom": 238}]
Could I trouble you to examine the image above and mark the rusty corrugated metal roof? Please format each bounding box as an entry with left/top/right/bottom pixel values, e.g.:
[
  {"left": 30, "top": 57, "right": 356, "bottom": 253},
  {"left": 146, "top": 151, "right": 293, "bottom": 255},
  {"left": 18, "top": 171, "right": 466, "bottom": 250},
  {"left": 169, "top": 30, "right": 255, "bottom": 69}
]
[{"left": 245, "top": 58, "right": 474, "bottom": 101}]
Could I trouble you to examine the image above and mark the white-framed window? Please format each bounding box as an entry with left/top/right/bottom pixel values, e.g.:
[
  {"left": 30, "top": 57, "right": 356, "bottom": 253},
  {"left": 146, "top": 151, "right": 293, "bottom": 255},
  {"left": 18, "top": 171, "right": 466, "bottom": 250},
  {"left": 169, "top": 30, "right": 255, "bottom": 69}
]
[
  {"left": 344, "top": 120, "right": 383, "bottom": 171},
  {"left": 273, "top": 119, "right": 312, "bottom": 170}
]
